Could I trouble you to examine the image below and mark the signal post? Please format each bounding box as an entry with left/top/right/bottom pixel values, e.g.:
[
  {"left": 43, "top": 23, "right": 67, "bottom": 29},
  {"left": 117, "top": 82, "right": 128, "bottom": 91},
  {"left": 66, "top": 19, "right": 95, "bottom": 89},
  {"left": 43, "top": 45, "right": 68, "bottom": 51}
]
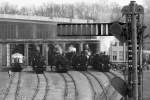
[{"left": 122, "top": 1, "right": 144, "bottom": 100}]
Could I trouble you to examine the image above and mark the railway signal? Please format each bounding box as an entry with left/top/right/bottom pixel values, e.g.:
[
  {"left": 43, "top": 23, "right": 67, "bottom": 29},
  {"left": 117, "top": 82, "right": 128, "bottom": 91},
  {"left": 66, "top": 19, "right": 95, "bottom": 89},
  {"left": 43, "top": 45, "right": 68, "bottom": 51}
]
[
  {"left": 109, "top": 21, "right": 127, "bottom": 43},
  {"left": 122, "top": 1, "right": 145, "bottom": 100}
]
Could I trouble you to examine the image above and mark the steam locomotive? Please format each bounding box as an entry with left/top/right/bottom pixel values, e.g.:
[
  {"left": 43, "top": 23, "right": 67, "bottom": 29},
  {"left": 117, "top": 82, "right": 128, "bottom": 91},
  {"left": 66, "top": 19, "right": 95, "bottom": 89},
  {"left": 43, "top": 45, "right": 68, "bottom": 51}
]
[
  {"left": 30, "top": 49, "right": 46, "bottom": 73},
  {"left": 91, "top": 53, "right": 111, "bottom": 72},
  {"left": 10, "top": 43, "right": 111, "bottom": 73},
  {"left": 48, "top": 44, "right": 111, "bottom": 72}
]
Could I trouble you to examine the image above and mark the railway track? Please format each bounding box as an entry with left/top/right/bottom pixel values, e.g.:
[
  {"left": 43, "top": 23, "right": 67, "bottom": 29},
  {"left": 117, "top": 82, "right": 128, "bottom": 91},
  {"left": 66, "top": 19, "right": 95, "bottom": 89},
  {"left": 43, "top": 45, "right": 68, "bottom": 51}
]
[
  {"left": 2, "top": 70, "right": 123, "bottom": 100},
  {"left": 59, "top": 73, "right": 68, "bottom": 100},
  {"left": 78, "top": 71, "right": 96, "bottom": 100},
  {"left": 32, "top": 72, "right": 48, "bottom": 100},
  {"left": 104, "top": 72, "right": 124, "bottom": 100},
  {"left": 3, "top": 72, "right": 21, "bottom": 100},
  {"left": 3, "top": 72, "right": 16, "bottom": 100},
  {"left": 15, "top": 72, "right": 21, "bottom": 100},
  {"left": 86, "top": 71, "right": 108, "bottom": 100},
  {"left": 103, "top": 72, "right": 117, "bottom": 100},
  {"left": 59, "top": 72, "right": 78, "bottom": 100},
  {"left": 31, "top": 73, "right": 40, "bottom": 100},
  {"left": 43, "top": 73, "right": 49, "bottom": 100}
]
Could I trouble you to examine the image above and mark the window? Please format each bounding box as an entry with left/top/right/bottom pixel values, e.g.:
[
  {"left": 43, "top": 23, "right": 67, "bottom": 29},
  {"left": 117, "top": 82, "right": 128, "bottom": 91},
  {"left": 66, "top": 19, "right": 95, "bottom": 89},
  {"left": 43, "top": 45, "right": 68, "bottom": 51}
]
[
  {"left": 119, "top": 51, "right": 123, "bottom": 60},
  {"left": 113, "top": 51, "right": 117, "bottom": 61},
  {"left": 119, "top": 42, "right": 123, "bottom": 46},
  {"left": 112, "top": 42, "right": 117, "bottom": 46},
  {"left": 113, "top": 56, "right": 117, "bottom": 60}
]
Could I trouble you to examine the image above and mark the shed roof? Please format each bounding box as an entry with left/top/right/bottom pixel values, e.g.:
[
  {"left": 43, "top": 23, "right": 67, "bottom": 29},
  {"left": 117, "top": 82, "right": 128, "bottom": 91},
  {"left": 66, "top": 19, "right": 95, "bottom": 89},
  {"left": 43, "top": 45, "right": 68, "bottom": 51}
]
[{"left": 0, "top": 14, "right": 94, "bottom": 24}]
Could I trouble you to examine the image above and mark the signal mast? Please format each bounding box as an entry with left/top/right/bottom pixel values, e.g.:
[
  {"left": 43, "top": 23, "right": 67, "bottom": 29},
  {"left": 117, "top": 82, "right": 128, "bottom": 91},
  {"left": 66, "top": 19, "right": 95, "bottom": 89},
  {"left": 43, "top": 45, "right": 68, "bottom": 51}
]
[{"left": 122, "top": 1, "right": 145, "bottom": 100}]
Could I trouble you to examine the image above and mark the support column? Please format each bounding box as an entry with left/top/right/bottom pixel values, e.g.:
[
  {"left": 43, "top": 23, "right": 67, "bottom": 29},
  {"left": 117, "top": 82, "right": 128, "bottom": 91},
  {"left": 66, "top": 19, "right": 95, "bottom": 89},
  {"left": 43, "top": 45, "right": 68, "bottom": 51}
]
[
  {"left": 42, "top": 44, "right": 45, "bottom": 56},
  {"left": 24, "top": 44, "right": 29, "bottom": 66},
  {"left": 2, "top": 44, "right": 7, "bottom": 66},
  {"left": 0, "top": 44, "right": 2, "bottom": 66},
  {"left": 43, "top": 44, "right": 48, "bottom": 65},
  {"left": 16, "top": 24, "right": 18, "bottom": 38},
  {"left": 45, "top": 44, "right": 49, "bottom": 66},
  {"left": 7, "top": 44, "right": 10, "bottom": 67},
  {"left": 33, "top": 24, "right": 36, "bottom": 39},
  {"left": 79, "top": 42, "right": 83, "bottom": 53}
]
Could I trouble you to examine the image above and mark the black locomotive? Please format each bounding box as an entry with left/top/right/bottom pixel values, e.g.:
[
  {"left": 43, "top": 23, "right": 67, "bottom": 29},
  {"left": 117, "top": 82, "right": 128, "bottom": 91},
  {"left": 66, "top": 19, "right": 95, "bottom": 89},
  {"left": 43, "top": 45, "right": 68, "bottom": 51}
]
[
  {"left": 48, "top": 44, "right": 68, "bottom": 72},
  {"left": 91, "top": 53, "right": 111, "bottom": 72},
  {"left": 28, "top": 44, "right": 111, "bottom": 73},
  {"left": 30, "top": 46, "right": 46, "bottom": 73}
]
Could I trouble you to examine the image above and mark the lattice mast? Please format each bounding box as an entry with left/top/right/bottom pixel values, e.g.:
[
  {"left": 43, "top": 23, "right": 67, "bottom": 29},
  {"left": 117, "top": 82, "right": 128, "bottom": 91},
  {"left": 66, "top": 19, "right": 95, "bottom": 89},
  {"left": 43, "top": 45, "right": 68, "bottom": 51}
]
[{"left": 122, "top": 1, "right": 144, "bottom": 100}]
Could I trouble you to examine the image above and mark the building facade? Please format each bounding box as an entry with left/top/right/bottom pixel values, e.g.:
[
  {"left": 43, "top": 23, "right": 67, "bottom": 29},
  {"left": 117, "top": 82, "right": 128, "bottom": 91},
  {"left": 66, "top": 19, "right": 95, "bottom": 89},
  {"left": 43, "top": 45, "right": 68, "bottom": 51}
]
[
  {"left": 109, "top": 38, "right": 127, "bottom": 64},
  {"left": 0, "top": 14, "right": 112, "bottom": 67}
]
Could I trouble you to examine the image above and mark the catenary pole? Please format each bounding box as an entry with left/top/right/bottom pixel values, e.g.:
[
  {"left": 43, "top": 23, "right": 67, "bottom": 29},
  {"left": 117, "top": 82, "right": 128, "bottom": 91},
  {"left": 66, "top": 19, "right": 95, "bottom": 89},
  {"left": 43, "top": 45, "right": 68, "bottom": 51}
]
[
  {"left": 122, "top": 1, "right": 144, "bottom": 100},
  {"left": 131, "top": 1, "right": 138, "bottom": 100}
]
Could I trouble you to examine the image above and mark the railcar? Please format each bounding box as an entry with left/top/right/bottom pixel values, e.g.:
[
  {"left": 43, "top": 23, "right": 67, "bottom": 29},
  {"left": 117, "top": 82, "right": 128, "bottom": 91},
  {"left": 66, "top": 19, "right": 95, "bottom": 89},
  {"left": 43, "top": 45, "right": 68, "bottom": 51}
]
[{"left": 11, "top": 52, "right": 24, "bottom": 72}]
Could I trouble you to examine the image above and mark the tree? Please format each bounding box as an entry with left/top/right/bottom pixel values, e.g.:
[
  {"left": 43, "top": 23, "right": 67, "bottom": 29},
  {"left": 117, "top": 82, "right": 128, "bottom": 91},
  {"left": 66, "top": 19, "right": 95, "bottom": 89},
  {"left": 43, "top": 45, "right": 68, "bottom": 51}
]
[
  {"left": 110, "top": 2, "right": 122, "bottom": 22},
  {"left": 0, "top": 2, "right": 18, "bottom": 14}
]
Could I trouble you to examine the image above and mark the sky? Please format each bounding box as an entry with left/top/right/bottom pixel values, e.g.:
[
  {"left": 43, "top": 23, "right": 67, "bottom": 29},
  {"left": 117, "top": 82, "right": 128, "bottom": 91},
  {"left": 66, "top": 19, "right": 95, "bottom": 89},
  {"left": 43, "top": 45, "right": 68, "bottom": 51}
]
[{"left": 0, "top": 0, "right": 145, "bottom": 8}]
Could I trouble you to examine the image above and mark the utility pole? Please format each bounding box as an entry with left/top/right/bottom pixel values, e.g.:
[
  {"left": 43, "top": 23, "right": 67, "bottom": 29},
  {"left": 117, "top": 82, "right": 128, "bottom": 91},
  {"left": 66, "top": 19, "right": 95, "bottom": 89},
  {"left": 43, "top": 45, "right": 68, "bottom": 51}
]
[
  {"left": 122, "top": 1, "right": 144, "bottom": 100},
  {"left": 131, "top": 2, "right": 138, "bottom": 100}
]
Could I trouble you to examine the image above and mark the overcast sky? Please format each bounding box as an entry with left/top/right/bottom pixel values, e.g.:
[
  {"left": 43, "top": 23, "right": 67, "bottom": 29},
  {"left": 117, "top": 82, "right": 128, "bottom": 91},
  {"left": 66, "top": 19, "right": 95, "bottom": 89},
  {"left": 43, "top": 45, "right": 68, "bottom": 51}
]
[{"left": 0, "top": 0, "right": 145, "bottom": 8}]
